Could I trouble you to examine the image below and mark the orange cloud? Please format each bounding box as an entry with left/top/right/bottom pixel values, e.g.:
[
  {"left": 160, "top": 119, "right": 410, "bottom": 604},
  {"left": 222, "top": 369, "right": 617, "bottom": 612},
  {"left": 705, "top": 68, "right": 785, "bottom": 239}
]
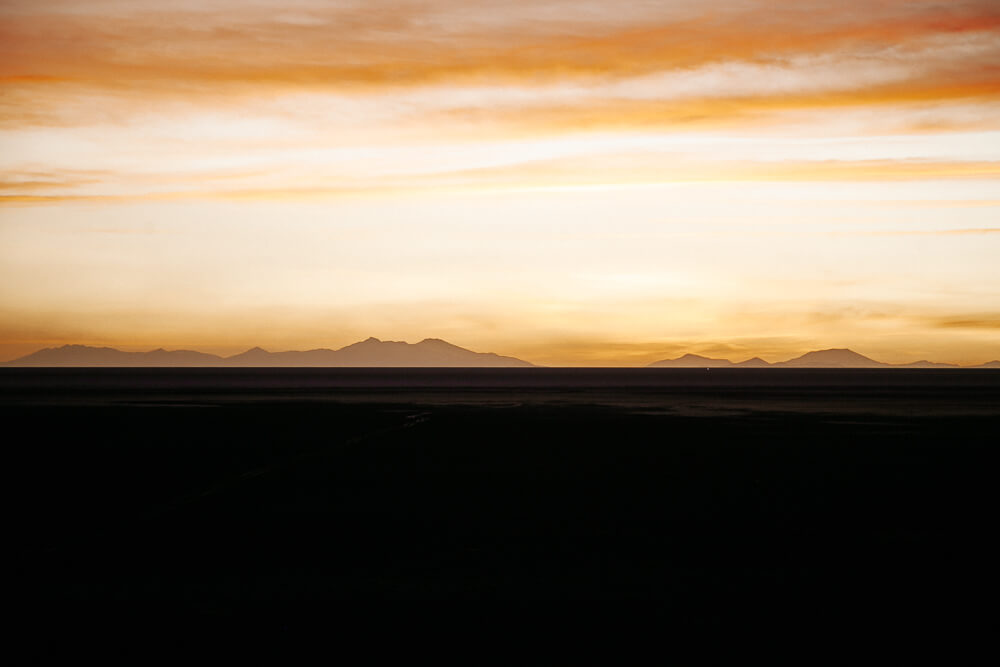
[
  {"left": 4, "top": 2, "right": 998, "bottom": 82},
  {"left": 2, "top": 158, "right": 997, "bottom": 206},
  {"left": 2, "top": 0, "right": 999, "bottom": 131}
]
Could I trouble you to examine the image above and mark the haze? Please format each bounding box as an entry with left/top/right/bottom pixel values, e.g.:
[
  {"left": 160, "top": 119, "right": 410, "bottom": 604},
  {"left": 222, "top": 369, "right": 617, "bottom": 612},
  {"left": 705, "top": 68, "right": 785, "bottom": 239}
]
[{"left": 2, "top": 1, "right": 998, "bottom": 366}]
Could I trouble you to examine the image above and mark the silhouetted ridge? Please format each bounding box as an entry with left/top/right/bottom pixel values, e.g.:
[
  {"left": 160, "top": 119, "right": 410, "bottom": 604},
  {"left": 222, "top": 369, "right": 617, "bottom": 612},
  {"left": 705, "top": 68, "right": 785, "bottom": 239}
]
[
  {"left": 895, "top": 360, "right": 960, "bottom": 369},
  {"left": 734, "top": 357, "right": 771, "bottom": 367},
  {"left": 647, "top": 347, "right": 994, "bottom": 368},
  {"left": 3, "top": 342, "right": 994, "bottom": 368},
  {"left": 774, "top": 348, "right": 886, "bottom": 368},
  {"left": 1, "top": 339, "right": 534, "bottom": 367},
  {"left": 4, "top": 345, "right": 224, "bottom": 367},
  {"left": 648, "top": 353, "right": 736, "bottom": 368}
]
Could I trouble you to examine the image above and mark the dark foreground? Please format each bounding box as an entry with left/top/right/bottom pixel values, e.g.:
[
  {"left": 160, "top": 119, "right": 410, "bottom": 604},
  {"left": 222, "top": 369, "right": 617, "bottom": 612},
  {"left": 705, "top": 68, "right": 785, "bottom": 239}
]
[{"left": 6, "top": 369, "right": 999, "bottom": 610}]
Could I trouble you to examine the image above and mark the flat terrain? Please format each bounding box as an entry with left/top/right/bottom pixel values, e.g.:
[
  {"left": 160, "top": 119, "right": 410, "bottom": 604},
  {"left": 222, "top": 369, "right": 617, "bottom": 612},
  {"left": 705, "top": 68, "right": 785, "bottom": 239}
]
[{"left": 6, "top": 369, "right": 998, "bottom": 608}]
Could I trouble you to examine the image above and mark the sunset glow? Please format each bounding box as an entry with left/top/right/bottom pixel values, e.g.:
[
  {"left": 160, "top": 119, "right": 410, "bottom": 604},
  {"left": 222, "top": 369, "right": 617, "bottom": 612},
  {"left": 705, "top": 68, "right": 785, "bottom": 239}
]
[{"left": 2, "top": 0, "right": 998, "bottom": 364}]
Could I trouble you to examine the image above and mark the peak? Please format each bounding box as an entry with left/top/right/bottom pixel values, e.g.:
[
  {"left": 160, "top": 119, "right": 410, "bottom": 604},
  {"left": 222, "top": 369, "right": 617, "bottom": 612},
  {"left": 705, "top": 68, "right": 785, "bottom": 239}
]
[
  {"left": 362, "top": 337, "right": 382, "bottom": 343},
  {"left": 807, "top": 348, "right": 864, "bottom": 357},
  {"left": 777, "top": 347, "right": 884, "bottom": 367},
  {"left": 245, "top": 346, "right": 268, "bottom": 353}
]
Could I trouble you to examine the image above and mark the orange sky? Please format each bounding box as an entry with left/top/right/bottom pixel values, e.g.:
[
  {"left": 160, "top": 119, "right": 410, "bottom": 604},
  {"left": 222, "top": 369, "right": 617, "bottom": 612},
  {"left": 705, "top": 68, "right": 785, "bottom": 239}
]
[{"left": 1, "top": 0, "right": 998, "bottom": 364}]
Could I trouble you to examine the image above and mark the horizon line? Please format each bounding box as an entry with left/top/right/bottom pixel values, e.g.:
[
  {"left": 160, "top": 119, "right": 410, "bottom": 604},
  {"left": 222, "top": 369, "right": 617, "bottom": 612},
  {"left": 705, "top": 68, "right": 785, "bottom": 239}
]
[{"left": 3, "top": 340, "right": 997, "bottom": 369}]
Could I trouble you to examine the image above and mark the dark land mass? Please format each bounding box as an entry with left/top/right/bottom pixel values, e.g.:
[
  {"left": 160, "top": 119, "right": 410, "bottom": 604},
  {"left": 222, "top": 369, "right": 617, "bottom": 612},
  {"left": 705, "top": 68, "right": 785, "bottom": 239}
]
[
  {"left": 7, "top": 342, "right": 998, "bottom": 369},
  {"left": 649, "top": 347, "right": 998, "bottom": 368},
  {"left": 6, "top": 368, "right": 999, "bottom": 612},
  {"left": 4, "top": 338, "right": 534, "bottom": 367}
]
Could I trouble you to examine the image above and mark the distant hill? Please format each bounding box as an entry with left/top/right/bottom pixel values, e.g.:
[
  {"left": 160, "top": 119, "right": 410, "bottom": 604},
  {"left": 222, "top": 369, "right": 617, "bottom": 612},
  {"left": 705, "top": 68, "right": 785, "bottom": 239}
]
[
  {"left": 773, "top": 348, "right": 887, "bottom": 368},
  {"left": 734, "top": 357, "right": 771, "bottom": 367},
  {"left": 647, "top": 353, "right": 776, "bottom": 368},
  {"left": 2, "top": 338, "right": 535, "bottom": 368},
  {"left": 647, "top": 348, "right": 996, "bottom": 368},
  {"left": 222, "top": 337, "right": 535, "bottom": 367},
  {"left": 3, "top": 345, "right": 224, "bottom": 367},
  {"left": 647, "top": 353, "right": 738, "bottom": 368},
  {"left": 893, "top": 360, "right": 960, "bottom": 369}
]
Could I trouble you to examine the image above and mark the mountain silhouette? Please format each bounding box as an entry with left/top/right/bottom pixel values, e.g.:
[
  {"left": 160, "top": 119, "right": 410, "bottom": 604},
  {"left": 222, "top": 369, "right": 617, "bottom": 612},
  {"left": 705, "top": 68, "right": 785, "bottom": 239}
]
[
  {"left": 647, "top": 348, "right": 996, "bottom": 368},
  {"left": 222, "top": 337, "right": 535, "bottom": 367},
  {"left": 4, "top": 342, "right": 995, "bottom": 368},
  {"left": 3, "top": 344, "right": 225, "bottom": 367},
  {"left": 647, "top": 353, "right": 774, "bottom": 368},
  {"left": 734, "top": 357, "right": 771, "bottom": 367},
  {"left": 3, "top": 339, "right": 534, "bottom": 367},
  {"left": 648, "top": 353, "right": 738, "bottom": 368},
  {"left": 773, "top": 348, "right": 887, "bottom": 368},
  {"left": 893, "top": 360, "right": 960, "bottom": 369}
]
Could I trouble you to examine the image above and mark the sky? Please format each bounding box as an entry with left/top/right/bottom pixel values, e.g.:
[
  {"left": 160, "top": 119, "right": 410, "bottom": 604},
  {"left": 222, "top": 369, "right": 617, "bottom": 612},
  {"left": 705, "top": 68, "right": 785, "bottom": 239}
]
[{"left": 1, "top": 0, "right": 998, "bottom": 365}]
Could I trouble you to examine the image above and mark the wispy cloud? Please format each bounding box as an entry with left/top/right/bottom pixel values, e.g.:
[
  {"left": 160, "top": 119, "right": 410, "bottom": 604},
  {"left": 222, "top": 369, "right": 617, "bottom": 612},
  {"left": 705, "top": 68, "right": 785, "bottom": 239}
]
[
  {"left": 930, "top": 316, "right": 1000, "bottom": 330},
  {"left": 844, "top": 228, "right": 1000, "bottom": 236},
  {"left": 3, "top": 0, "right": 999, "bottom": 131}
]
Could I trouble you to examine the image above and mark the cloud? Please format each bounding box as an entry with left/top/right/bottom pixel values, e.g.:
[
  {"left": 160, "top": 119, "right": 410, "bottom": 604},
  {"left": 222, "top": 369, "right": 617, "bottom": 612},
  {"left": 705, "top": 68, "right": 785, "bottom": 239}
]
[
  {"left": 847, "top": 228, "right": 1000, "bottom": 236},
  {"left": 2, "top": 0, "right": 999, "bottom": 131},
  {"left": 930, "top": 316, "right": 1000, "bottom": 330}
]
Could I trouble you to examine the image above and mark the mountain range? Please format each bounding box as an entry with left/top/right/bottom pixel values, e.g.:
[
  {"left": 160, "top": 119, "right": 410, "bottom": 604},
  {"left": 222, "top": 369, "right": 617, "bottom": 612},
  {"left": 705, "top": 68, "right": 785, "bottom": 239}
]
[
  {"left": 1, "top": 341, "right": 997, "bottom": 368},
  {"left": 647, "top": 348, "right": 999, "bottom": 369},
  {"left": 2, "top": 338, "right": 534, "bottom": 367}
]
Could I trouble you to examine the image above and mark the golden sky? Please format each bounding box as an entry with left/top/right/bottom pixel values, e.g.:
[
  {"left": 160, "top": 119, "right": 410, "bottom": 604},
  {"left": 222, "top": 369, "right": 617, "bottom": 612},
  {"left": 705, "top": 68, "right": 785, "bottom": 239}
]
[{"left": 1, "top": 0, "right": 999, "bottom": 365}]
